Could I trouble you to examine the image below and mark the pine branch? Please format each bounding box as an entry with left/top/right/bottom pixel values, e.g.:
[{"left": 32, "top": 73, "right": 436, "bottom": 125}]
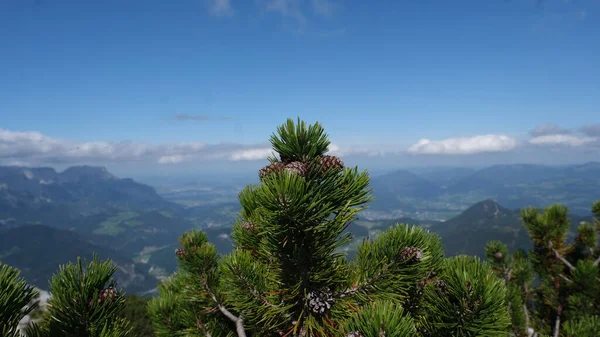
[
  {"left": 593, "top": 254, "right": 600, "bottom": 267},
  {"left": 557, "top": 273, "right": 573, "bottom": 283},
  {"left": 522, "top": 283, "right": 530, "bottom": 329},
  {"left": 227, "top": 263, "right": 293, "bottom": 322},
  {"left": 549, "top": 243, "right": 575, "bottom": 271},
  {"left": 336, "top": 262, "right": 391, "bottom": 299},
  {"left": 206, "top": 286, "right": 247, "bottom": 337},
  {"left": 552, "top": 305, "right": 562, "bottom": 337},
  {"left": 550, "top": 242, "right": 600, "bottom": 282}
]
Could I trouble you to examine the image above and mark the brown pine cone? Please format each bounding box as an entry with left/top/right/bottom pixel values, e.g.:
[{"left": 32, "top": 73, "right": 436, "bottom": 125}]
[
  {"left": 320, "top": 155, "right": 344, "bottom": 172},
  {"left": 285, "top": 161, "right": 308, "bottom": 177},
  {"left": 259, "top": 162, "right": 285, "bottom": 179}
]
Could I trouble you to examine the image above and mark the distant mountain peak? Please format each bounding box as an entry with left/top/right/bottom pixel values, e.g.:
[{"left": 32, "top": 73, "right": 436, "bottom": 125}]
[
  {"left": 60, "top": 166, "right": 116, "bottom": 182},
  {"left": 476, "top": 199, "right": 502, "bottom": 215},
  {"left": 574, "top": 161, "right": 600, "bottom": 170},
  {"left": 453, "top": 199, "right": 512, "bottom": 223}
]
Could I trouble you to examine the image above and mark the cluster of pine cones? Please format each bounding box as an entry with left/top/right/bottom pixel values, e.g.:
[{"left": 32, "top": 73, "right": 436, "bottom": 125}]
[
  {"left": 98, "top": 287, "right": 118, "bottom": 303},
  {"left": 175, "top": 247, "right": 187, "bottom": 258},
  {"left": 87, "top": 287, "right": 118, "bottom": 307},
  {"left": 258, "top": 155, "right": 344, "bottom": 179},
  {"left": 398, "top": 247, "right": 424, "bottom": 263},
  {"left": 241, "top": 221, "right": 256, "bottom": 233}
]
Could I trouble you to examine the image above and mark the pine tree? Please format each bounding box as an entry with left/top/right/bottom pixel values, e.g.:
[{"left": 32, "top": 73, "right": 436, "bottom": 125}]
[
  {"left": 0, "top": 262, "right": 39, "bottom": 337},
  {"left": 485, "top": 200, "right": 600, "bottom": 337},
  {"left": 485, "top": 243, "right": 534, "bottom": 337},
  {"left": 0, "top": 255, "right": 131, "bottom": 337},
  {"left": 149, "top": 118, "right": 511, "bottom": 337}
]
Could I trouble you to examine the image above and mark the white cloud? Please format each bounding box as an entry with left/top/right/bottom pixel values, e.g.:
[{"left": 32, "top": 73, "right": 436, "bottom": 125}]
[
  {"left": 529, "top": 134, "right": 597, "bottom": 147},
  {"left": 407, "top": 135, "right": 518, "bottom": 155},
  {"left": 327, "top": 143, "right": 383, "bottom": 157},
  {"left": 208, "top": 0, "right": 233, "bottom": 17},
  {"left": 0, "top": 127, "right": 385, "bottom": 166},
  {"left": 0, "top": 128, "right": 268, "bottom": 166},
  {"left": 157, "top": 155, "right": 185, "bottom": 164},
  {"left": 230, "top": 148, "right": 273, "bottom": 161}
]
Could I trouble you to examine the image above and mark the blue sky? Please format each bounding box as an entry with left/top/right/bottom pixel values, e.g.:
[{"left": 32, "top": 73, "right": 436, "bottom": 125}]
[{"left": 0, "top": 0, "right": 598, "bottom": 175}]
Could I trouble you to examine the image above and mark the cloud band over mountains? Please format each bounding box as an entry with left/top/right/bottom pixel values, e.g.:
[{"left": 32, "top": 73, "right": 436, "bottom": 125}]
[
  {"left": 406, "top": 123, "right": 598, "bottom": 155},
  {"left": 407, "top": 135, "right": 518, "bottom": 155},
  {"left": 0, "top": 123, "right": 598, "bottom": 166}
]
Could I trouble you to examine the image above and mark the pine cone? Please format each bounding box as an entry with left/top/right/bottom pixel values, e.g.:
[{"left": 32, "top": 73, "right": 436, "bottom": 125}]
[
  {"left": 98, "top": 287, "right": 118, "bottom": 304},
  {"left": 278, "top": 193, "right": 289, "bottom": 210},
  {"left": 241, "top": 221, "right": 256, "bottom": 233},
  {"left": 435, "top": 279, "right": 448, "bottom": 293},
  {"left": 285, "top": 161, "right": 308, "bottom": 177},
  {"left": 306, "top": 288, "right": 334, "bottom": 315},
  {"left": 320, "top": 155, "right": 344, "bottom": 172},
  {"left": 346, "top": 332, "right": 365, "bottom": 337},
  {"left": 399, "top": 247, "right": 424, "bottom": 263},
  {"left": 175, "top": 248, "right": 187, "bottom": 257},
  {"left": 258, "top": 162, "right": 285, "bottom": 179},
  {"left": 465, "top": 280, "right": 473, "bottom": 297}
]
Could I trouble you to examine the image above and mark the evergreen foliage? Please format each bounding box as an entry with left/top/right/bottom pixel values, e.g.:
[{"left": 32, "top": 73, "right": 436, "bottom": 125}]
[
  {"left": 119, "top": 295, "right": 155, "bottom": 337},
  {"left": 485, "top": 200, "right": 600, "bottom": 337},
  {"left": 148, "top": 118, "right": 511, "bottom": 337},
  {"left": 0, "top": 263, "right": 39, "bottom": 337},
  {"left": 0, "top": 256, "right": 131, "bottom": 337}
]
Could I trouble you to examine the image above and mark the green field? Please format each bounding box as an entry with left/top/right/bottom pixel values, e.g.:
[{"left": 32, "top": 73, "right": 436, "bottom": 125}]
[
  {"left": 133, "top": 254, "right": 151, "bottom": 263},
  {"left": 93, "top": 212, "right": 140, "bottom": 235}
]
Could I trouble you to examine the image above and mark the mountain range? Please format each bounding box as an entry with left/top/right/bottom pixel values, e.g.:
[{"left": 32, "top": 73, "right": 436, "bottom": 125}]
[
  {"left": 0, "top": 163, "right": 597, "bottom": 296},
  {"left": 368, "top": 161, "right": 600, "bottom": 218}
]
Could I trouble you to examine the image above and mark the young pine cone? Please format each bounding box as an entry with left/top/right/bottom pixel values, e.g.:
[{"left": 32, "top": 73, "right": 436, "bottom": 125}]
[
  {"left": 435, "top": 279, "right": 448, "bottom": 293},
  {"left": 465, "top": 280, "right": 473, "bottom": 297},
  {"left": 258, "top": 162, "right": 285, "bottom": 179},
  {"left": 320, "top": 155, "right": 344, "bottom": 172},
  {"left": 98, "top": 287, "right": 118, "bottom": 303},
  {"left": 306, "top": 288, "right": 334, "bottom": 315},
  {"left": 399, "top": 247, "right": 424, "bottom": 263},
  {"left": 175, "top": 248, "right": 187, "bottom": 257},
  {"left": 241, "top": 221, "right": 256, "bottom": 233}
]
